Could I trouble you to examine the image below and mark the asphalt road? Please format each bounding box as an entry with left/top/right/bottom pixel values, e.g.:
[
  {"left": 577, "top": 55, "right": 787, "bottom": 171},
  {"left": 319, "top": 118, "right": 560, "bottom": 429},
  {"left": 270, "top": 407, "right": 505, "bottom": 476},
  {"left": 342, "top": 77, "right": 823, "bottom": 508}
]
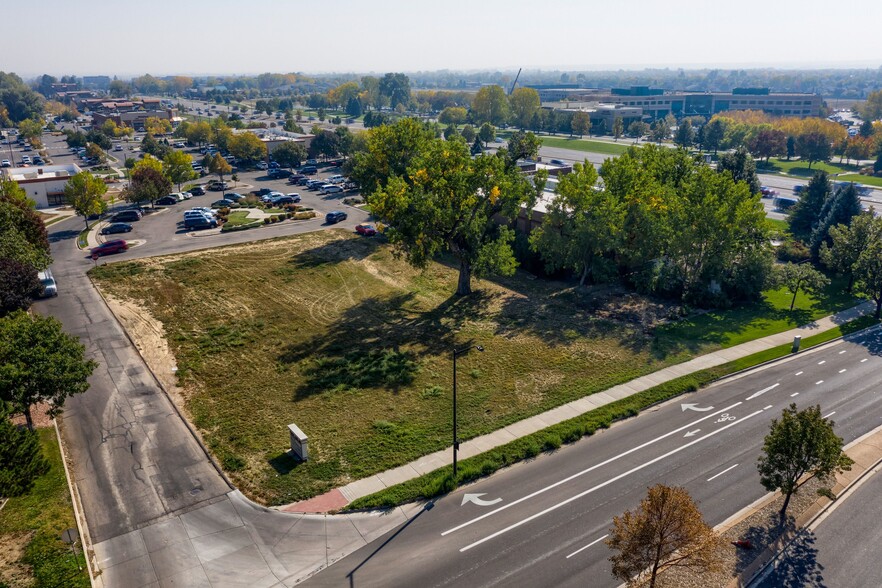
[
  {"left": 753, "top": 463, "right": 882, "bottom": 588},
  {"left": 303, "top": 328, "right": 882, "bottom": 587}
]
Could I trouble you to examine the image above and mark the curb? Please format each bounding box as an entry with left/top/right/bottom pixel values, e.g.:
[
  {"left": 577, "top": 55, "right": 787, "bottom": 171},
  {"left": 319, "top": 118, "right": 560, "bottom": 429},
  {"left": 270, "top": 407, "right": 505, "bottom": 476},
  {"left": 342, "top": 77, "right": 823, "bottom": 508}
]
[{"left": 54, "top": 419, "right": 97, "bottom": 586}]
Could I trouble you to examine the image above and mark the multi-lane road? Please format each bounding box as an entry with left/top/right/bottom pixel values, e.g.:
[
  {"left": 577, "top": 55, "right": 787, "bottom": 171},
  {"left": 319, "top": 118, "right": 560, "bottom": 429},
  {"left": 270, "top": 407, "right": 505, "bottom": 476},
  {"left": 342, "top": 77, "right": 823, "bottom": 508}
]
[{"left": 303, "top": 328, "right": 882, "bottom": 587}]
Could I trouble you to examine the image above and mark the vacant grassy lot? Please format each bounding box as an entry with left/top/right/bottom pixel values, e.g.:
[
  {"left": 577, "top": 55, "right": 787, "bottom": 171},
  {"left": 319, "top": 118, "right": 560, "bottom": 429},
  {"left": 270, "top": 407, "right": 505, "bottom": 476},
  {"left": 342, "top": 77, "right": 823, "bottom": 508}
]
[
  {"left": 539, "top": 136, "right": 631, "bottom": 156},
  {"left": 759, "top": 158, "right": 860, "bottom": 178},
  {"left": 0, "top": 429, "right": 89, "bottom": 588},
  {"left": 91, "top": 231, "right": 857, "bottom": 505}
]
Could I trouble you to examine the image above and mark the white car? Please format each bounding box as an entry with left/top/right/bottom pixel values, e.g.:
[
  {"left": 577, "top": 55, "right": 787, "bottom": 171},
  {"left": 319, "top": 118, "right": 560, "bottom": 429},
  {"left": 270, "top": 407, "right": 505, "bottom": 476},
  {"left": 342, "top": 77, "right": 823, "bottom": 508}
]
[
  {"left": 113, "top": 144, "right": 123, "bottom": 151},
  {"left": 256, "top": 161, "right": 268, "bottom": 170},
  {"left": 327, "top": 174, "right": 345, "bottom": 184},
  {"left": 320, "top": 184, "right": 343, "bottom": 195},
  {"left": 0, "top": 159, "right": 10, "bottom": 167},
  {"left": 286, "top": 193, "right": 302, "bottom": 203}
]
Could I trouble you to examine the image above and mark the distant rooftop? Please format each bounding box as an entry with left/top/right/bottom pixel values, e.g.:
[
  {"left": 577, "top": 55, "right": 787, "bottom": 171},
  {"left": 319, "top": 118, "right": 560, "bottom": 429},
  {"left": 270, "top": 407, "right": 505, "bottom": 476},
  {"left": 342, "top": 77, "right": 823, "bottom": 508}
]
[{"left": 3, "top": 164, "right": 81, "bottom": 182}]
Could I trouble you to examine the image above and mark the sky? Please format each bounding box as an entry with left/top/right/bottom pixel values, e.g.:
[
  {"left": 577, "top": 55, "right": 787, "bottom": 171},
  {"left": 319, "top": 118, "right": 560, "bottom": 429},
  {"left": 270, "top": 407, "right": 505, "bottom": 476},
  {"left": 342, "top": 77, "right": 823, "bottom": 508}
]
[{"left": 4, "top": 0, "right": 881, "bottom": 78}]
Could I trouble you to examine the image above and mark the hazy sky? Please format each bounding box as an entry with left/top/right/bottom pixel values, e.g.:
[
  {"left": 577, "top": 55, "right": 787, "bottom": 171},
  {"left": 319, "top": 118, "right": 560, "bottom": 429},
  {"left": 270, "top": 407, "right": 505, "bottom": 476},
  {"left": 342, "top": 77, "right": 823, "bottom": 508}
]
[{"left": 5, "top": 0, "right": 881, "bottom": 78}]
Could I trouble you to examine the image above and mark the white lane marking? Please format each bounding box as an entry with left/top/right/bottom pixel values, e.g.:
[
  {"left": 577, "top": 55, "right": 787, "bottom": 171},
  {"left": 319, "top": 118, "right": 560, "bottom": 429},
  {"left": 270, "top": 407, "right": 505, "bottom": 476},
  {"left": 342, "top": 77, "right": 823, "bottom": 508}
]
[
  {"left": 764, "top": 405, "right": 773, "bottom": 410},
  {"left": 795, "top": 371, "right": 804, "bottom": 376},
  {"left": 565, "top": 534, "right": 609, "bottom": 559},
  {"left": 818, "top": 360, "right": 826, "bottom": 365},
  {"left": 839, "top": 350, "right": 846, "bottom": 355},
  {"left": 441, "top": 402, "right": 744, "bottom": 537},
  {"left": 839, "top": 369, "right": 847, "bottom": 374},
  {"left": 824, "top": 411, "right": 836, "bottom": 419},
  {"left": 707, "top": 463, "right": 739, "bottom": 482},
  {"left": 459, "top": 409, "right": 766, "bottom": 552},
  {"left": 861, "top": 359, "right": 868, "bottom": 363},
  {"left": 746, "top": 383, "right": 779, "bottom": 400},
  {"left": 816, "top": 380, "right": 824, "bottom": 385},
  {"left": 790, "top": 393, "right": 799, "bottom": 397}
]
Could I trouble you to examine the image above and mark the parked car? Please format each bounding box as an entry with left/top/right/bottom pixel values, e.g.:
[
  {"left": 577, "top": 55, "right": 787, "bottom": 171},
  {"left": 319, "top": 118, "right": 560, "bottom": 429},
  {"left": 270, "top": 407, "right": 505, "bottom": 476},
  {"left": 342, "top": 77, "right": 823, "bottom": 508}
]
[
  {"left": 285, "top": 192, "right": 301, "bottom": 203},
  {"left": 207, "top": 180, "right": 229, "bottom": 191},
  {"left": 256, "top": 161, "right": 268, "bottom": 170},
  {"left": 255, "top": 188, "right": 273, "bottom": 197},
  {"left": 91, "top": 239, "right": 128, "bottom": 256},
  {"left": 225, "top": 192, "right": 244, "bottom": 202},
  {"left": 100, "top": 222, "right": 133, "bottom": 235},
  {"left": 262, "top": 191, "right": 284, "bottom": 203},
  {"left": 355, "top": 224, "right": 377, "bottom": 236},
  {"left": 320, "top": 184, "right": 344, "bottom": 195},
  {"left": 1, "top": 159, "right": 10, "bottom": 167},
  {"left": 110, "top": 210, "right": 142, "bottom": 222},
  {"left": 187, "top": 207, "right": 216, "bottom": 217},
  {"left": 327, "top": 174, "right": 345, "bottom": 184},
  {"left": 211, "top": 199, "right": 234, "bottom": 208},
  {"left": 184, "top": 215, "right": 218, "bottom": 230},
  {"left": 306, "top": 159, "right": 318, "bottom": 166},
  {"left": 155, "top": 195, "right": 180, "bottom": 206},
  {"left": 37, "top": 269, "right": 57, "bottom": 298},
  {"left": 297, "top": 177, "right": 311, "bottom": 186},
  {"left": 325, "top": 211, "right": 347, "bottom": 224},
  {"left": 300, "top": 165, "right": 317, "bottom": 175},
  {"left": 114, "top": 144, "right": 124, "bottom": 151},
  {"left": 288, "top": 173, "right": 305, "bottom": 183},
  {"left": 188, "top": 185, "right": 206, "bottom": 196},
  {"left": 269, "top": 161, "right": 280, "bottom": 169},
  {"left": 268, "top": 168, "right": 288, "bottom": 179}
]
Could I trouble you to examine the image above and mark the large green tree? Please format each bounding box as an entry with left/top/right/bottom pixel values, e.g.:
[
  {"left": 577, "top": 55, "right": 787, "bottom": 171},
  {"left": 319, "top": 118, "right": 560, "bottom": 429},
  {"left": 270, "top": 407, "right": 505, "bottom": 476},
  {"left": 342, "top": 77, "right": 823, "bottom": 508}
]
[
  {"left": 750, "top": 128, "right": 787, "bottom": 163},
  {"left": 208, "top": 153, "right": 232, "bottom": 187},
  {"left": 853, "top": 240, "right": 882, "bottom": 319},
  {"left": 228, "top": 132, "right": 267, "bottom": 163},
  {"left": 819, "top": 212, "right": 882, "bottom": 291},
  {"left": 125, "top": 165, "right": 172, "bottom": 207},
  {"left": 471, "top": 85, "right": 510, "bottom": 126},
  {"left": 810, "top": 183, "right": 862, "bottom": 256},
  {"left": 0, "top": 258, "right": 42, "bottom": 316},
  {"left": 0, "top": 311, "right": 97, "bottom": 430},
  {"left": 530, "top": 162, "right": 623, "bottom": 285},
  {"left": 571, "top": 111, "right": 591, "bottom": 137},
  {"left": 378, "top": 73, "right": 411, "bottom": 109},
  {"left": 163, "top": 150, "right": 196, "bottom": 191},
  {"left": 365, "top": 133, "right": 543, "bottom": 296},
  {"left": 64, "top": 171, "right": 107, "bottom": 230},
  {"left": 758, "top": 403, "right": 853, "bottom": 520},
  {"left": 0, "top": 401, "right": 49, "bottom": 497},
  {"left": 272, "top": 141, "right": 307, "bottom": 169},
  {"left": 774, "top": 262, "right": 830, "bottom": 311},
  {"left": 347, "top": 118, "right": 435, "bottom": 195},
  {"left": 717, "top": 146, "right": 761, "bottom": 194},
  {"left": 788, "top": 171, "right": 831, "bottom": 242},
  {"left": 508, "top": 87, "right": 540, "bottom": 129},
  {"left": 674, "top": 119, "right": 694, "bottom": 148},
  {"left": 796, "top": 132, "right": 832, "bottom": 169},
  {"left": 438, "top": 106, "right": 467, "bottom": 125},
  {"left": 0, "top": 72, "right": 44, "bottom": 122}
]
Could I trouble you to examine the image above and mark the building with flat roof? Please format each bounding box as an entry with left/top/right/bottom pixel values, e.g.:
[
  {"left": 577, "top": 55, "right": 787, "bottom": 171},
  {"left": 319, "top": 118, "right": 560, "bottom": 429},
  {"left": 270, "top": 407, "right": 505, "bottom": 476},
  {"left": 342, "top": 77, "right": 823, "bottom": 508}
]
[{"left": 2, "top": 164, "right": 81, "bottom": 208}]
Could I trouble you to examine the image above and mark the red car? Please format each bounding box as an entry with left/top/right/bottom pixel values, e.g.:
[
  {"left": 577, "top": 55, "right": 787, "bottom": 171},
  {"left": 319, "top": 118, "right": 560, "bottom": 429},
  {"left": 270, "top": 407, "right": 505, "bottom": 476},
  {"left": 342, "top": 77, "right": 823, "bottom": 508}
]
[
  {"left": 91, "top": 239, "right": 128, "bottom": 257},
  {"left": 355, "top": 224, "right": 377, "bottom": 236}
]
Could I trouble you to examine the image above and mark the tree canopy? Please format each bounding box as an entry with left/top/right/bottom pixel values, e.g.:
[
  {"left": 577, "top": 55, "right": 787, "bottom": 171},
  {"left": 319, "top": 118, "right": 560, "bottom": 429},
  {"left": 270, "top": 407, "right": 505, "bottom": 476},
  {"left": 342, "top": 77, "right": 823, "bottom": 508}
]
[
  {"left": 64, "top": 171, "right": 107, "bottom": 230},
  {"left": 0, "top": 400, "right": 49, "bottom": 497}
]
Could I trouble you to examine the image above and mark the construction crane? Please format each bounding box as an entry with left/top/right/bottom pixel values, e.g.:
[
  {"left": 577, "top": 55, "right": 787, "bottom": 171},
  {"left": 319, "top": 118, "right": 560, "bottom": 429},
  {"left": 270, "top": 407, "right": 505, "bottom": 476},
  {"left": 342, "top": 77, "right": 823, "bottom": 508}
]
[{"left": 509, "top": 68, "right": 522, "bottom": 95}]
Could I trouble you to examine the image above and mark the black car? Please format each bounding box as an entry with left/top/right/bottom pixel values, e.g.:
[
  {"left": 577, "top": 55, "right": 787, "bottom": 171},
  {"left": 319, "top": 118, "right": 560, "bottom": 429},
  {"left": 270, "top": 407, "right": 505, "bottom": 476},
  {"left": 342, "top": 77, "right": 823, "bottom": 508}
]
[
  {"left": 255, "top": 188, "right": 273, "bottom": 197},
  {"left": 301, "top": 165, "right": 317, "bottom": 175},
  {"left": 100, "top": 222, "right": 133, "bottom": 235},
  {"left": 325, "top": 210, "right": 347, "bottom": 224},
  {"left": 268, "top": 168, "right": 288, "bottom": 179},
  {"left": 297, "top": 177, "right": 311, "bottom": 186},
  {"left": 189, "top": 185, "right": 206, "bottom": 196},
  {"left": 110, "top": 210, "right": 142, "bottom": 223},
  {"left": 288, "top": 173, "right": 305, "bottom": 183},
  {"left": 155, "top": 195, "right": 179, "bottom": 205}
]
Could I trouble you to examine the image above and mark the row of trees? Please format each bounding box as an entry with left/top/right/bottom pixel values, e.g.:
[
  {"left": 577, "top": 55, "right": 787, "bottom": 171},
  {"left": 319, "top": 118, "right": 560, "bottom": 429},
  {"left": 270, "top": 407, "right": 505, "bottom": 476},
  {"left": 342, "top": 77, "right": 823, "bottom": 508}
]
[{"left": 609, "top": 403, "right": 850, "bottom": 588}]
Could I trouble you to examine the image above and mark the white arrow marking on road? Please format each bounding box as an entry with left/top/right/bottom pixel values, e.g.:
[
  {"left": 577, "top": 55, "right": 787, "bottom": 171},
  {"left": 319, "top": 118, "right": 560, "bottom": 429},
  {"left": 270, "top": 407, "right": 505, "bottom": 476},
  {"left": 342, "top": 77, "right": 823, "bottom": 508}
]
[
  {"left": 442, "top": 401, "right": 744, "bottom": 537},
  {"left": 746, "top": 383, "right": 779, "bottom": 400},
  {"left": 681, "top": 403, "right": 714, "bottom": 412},
  {"left": 461, "top": 493, "right": 502, "bottom": 507},
  {"left": 566, "top": 534, "right": 609, "bottom": 559},
  {"left": 683, "top": 429, "right": 701, "bottom": 437},
  {"left": 459, "top": 408, "right": 767, "bottom": 552}
]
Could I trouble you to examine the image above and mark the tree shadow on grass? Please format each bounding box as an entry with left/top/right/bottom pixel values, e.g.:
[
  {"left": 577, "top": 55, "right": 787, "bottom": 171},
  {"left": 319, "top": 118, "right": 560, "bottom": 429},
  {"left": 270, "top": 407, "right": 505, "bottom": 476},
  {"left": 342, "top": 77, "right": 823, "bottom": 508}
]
[
  {"left": 278, "top": 290, "right": 494, "bottom": 400},
  {"left": 285, "top": 233, "right": 380, "bottom": 269}
]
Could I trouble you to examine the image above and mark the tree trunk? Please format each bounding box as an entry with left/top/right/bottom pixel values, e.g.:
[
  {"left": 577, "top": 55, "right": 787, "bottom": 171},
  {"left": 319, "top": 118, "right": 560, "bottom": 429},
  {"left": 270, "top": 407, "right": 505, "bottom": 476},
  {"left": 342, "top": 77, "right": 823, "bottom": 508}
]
[
  {"left": 790, "top": 288, "right": 798, "bottom": 311},
  {"left": 779, "top": 490, "right": 793, "bottom": 522},
  {"left": 24, "top": 405, "right": 34, "bottom": 432},
  {"left": 83, "top": 215, "right": 89, "bottom": 231},
  {"left": 579, "top": 264, "right": 590, "bottom": 287},
  {"left": 875, "top": 298, "right": 881, "bottom": 320},
  {"left": 456, "top": 259, "right": 472, "bottom": 296}
]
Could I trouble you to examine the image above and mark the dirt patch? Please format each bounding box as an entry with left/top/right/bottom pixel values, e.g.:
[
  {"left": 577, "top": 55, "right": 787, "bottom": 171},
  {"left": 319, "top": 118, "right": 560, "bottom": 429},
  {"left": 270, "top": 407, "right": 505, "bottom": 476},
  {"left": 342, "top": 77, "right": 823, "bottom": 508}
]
[
  {"left": 102, "top": 294, "right": 188, "bottom": 409},
  {"left": 0, "top": 531, "right": 34, "bottom": 587},
  {"left": 9, "top": 402, "right": 53, "bottom": 429}
]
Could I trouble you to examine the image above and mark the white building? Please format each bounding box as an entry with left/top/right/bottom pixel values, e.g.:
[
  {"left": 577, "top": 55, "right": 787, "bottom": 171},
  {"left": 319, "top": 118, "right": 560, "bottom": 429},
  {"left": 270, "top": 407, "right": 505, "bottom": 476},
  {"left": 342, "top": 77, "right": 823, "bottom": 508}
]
[{"left": 2, "top": 164, "right": 82, "bottom": 208}]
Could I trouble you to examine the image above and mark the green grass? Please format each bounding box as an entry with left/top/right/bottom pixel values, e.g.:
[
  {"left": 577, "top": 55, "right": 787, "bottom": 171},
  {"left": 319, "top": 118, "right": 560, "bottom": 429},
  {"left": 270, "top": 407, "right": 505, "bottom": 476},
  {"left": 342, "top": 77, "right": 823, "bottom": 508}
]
[
  {"left": 0, "top": 428, "right": 90, "bottom": 587},
  {"left": 347, "top": 314, "right": 879, "bottom": 510},
  {"left": 653, "top": 276, "right": 857, "bottom": 356},
  {"left": 90, "top": 232, "right": 863, "bottom": 506},
  {"left": 223, "top": 211, "right": 256, "bottom": 227},
  {"left": 837, "top": 174, "right": 882, "bottom": 188},
  {"left": 765, "top": 218, "right": 789, "bottom": 236},
  {"left": 759, "top": 158, "right": 860, "bottom": 178},
  {"left": 539, "top": 136, "right": 631, "bottom": 156}
]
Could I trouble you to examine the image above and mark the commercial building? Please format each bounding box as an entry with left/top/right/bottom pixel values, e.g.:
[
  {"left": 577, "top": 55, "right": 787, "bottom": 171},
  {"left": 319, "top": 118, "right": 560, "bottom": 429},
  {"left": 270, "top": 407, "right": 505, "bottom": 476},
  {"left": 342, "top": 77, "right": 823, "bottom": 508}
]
[
  {"left": 541, "top": 86, "right": 823, "bottom": 119},
  {"left": 85, "top": 98, "right": 177, "bottom": 130},
  {"left": 2, "top": 164, "right": 81, "bottom": 208}
]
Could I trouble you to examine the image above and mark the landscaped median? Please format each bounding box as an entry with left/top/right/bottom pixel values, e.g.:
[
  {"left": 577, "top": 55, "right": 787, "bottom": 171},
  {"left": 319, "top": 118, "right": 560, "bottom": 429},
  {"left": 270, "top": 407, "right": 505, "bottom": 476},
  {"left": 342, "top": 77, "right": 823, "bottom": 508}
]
[
  {"left": 87, "top": 230, "right": 868, "bottom": 508},
  {"left": 346, "top": 315, "right": 878, "bottom": 510}
]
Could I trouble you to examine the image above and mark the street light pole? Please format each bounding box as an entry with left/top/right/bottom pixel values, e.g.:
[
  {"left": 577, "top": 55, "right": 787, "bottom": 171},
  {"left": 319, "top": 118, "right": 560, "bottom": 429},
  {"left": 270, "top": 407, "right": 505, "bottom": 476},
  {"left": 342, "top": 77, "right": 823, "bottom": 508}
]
[{"left": 452, "top": 344, "right": 484, "bottom": 481}]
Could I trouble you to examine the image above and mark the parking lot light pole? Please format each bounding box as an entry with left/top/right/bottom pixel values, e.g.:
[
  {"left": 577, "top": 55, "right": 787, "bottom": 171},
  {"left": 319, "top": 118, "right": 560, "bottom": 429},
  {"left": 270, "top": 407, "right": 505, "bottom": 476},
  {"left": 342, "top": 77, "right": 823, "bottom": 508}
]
[{"left": 453, "top": 344, "right": 484, "bottom": 481}]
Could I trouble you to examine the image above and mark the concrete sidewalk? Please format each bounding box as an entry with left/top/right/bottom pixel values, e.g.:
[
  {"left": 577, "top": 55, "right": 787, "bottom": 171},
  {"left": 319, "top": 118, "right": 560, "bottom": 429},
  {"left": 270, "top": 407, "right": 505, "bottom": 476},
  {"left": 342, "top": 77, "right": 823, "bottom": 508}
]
[{"left": 286, "top": 301, "right": 876, "bottom": 512}]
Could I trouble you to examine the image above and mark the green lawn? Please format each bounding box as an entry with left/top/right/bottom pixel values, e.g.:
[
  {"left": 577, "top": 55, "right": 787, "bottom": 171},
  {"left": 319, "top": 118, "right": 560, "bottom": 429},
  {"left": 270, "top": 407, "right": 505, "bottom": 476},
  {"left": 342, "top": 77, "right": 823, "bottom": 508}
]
[
  {"left": 540, "top": 136, "right": 631, "bottom": 156},
  {"left": 223, "top": 211, "right": 256, "bottom": 227},
  {"left": 90, "top": 232, "right": 861, "bottom": 506},
  {"left": 0, "top": 428, "right": 90, "bottom": 587},
  {"left": 759, "top": 158, "right": 860, "bottom": 178},
  {"left": 654, "top": 276, "right": 857, "bottom": 355},
  {"left": 837, "top": 174, "right": 882, "bottom": 188}
]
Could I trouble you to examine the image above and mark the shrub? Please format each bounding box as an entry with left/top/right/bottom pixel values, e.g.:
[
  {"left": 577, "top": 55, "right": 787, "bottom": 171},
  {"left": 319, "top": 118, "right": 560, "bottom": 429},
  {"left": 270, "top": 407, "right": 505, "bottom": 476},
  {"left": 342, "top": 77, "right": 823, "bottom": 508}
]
[
  {"left": 777, "top": 239, "right": 811, "bottom": 262},
  {"left": 264, "top": 217, "right": 271, "bottom": 224},
  {"left": 294, "top": 211, "right": 316, "bottom": 220},
  {"left": 542, "top": 434, "right": 562, "bottom": 451}
]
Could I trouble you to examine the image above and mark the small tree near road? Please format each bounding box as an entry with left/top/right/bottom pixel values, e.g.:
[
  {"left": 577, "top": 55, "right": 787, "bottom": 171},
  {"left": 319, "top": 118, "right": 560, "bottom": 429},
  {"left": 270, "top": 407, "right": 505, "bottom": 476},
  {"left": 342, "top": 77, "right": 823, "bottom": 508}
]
[
  {"left": 63, "top": 171, "right": 107, "bottom": 230},
  {"left": 208, "top": 153, "right": 232, "bottom": 191},
  {"left": 758, "top": 403, "right": 853, "bottom": 521},
  {"left": 607, "top": 484, "right": 725, "bottom": 588},
  {"left": 0, "top": 310, "right": 97, "bottom": 431},
  {"left": 774, "top": 262, "right": 830, "bottom": 311},
  {"left": 852, "top": 240, "right": 882, "bottom": 319},
  {"left": 0, "top": 400, "right": 49, "bottom": 497}
]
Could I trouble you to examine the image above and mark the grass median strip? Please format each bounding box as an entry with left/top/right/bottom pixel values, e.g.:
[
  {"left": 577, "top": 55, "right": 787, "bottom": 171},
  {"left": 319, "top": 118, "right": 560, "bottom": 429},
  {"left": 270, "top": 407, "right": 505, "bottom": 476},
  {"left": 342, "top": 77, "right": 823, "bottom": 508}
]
[
  {"left": 346, "top": 314, "right": 878, "bottom": 510},
  {"left": 539, "top": 136, "right": 631, "bottom": 156}
]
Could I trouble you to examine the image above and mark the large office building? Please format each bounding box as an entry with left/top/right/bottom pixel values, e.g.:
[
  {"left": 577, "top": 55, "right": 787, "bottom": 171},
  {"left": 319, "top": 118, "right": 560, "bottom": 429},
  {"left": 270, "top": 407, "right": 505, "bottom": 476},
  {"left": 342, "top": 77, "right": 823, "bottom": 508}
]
[{"left": 535, "top": 85, "right": 823, "bottom": 119}]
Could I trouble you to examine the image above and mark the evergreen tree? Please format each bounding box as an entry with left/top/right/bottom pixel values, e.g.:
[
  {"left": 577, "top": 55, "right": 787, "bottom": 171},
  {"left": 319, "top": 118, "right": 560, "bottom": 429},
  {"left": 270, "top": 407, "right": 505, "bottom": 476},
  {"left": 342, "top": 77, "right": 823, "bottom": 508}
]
[
  {"left": 788, "top": 171, "right": 831, "bottom": 242},
  {"left": 0, "top": 401, "right": 49, "bottom": 497},
  {"left": 810, "top": 183, "right": 862, "bottom": 257}
]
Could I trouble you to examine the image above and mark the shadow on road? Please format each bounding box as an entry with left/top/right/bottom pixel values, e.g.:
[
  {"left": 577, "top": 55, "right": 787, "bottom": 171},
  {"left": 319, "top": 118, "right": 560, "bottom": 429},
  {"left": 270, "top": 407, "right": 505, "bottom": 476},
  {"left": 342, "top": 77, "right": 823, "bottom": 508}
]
[
  {"left": 48, "top": 229, "right": 80, "bottom": 243},
  {"left": 756, "top": 531, "right": 825, "bottom": 588}
]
